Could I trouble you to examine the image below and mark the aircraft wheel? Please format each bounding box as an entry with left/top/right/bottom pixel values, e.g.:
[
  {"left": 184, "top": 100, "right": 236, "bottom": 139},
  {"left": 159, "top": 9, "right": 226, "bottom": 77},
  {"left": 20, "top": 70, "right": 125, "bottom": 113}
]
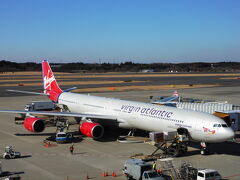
[
  {"left": 126, "top": 175, "right": 133, "bottom": 180},
  {"left": 201, "top": 148, "right": 209, "bottom": 155},
  {"left": 4, "top": 154, "right": 10, "bottom": 159}
]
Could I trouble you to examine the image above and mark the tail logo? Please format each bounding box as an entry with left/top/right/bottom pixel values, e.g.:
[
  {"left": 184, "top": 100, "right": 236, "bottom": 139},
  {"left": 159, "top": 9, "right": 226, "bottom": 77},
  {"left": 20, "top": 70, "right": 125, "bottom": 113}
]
[
  {"left": 43, "top": 70, "right": 55, "bottom": 91},
  {"left": 42, "top": 60, "right": 62, "bottom": 102}
]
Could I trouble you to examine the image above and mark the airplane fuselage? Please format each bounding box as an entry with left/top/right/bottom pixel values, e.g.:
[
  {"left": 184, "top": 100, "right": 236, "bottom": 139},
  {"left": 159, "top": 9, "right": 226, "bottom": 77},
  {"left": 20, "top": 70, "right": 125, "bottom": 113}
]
[{"left": 58, "top": 92, "right": 234, "bottom": 143}]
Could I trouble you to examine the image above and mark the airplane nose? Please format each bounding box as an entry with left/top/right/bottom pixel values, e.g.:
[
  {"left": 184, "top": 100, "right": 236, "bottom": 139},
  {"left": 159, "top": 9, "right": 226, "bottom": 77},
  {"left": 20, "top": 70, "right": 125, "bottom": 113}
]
[{"left": 226, "top": 129, "right": 235, "bottom": 140}]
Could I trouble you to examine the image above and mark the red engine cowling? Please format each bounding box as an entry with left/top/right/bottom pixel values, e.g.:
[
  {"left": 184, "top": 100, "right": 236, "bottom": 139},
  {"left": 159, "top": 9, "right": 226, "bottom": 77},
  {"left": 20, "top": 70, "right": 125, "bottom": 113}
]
[
  {"left": 80, "top": 122, "right": 104, "bottom": 139},
  {"left": 23, "top": 117, "right": 45, "bottom": 133}
]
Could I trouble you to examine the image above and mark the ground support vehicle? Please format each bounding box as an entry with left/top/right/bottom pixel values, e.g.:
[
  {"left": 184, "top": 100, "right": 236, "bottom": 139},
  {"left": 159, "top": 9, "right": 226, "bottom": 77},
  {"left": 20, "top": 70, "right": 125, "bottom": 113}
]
[
  {"left": 123, "top": 159, "right": 165, "bottom": 180},
  {"left": 15, "top": 101, "right": 56, "bottom": 123},
  {"left": 179, "top": 163, "right": 222, "bottom": 180},
  {"left": 150, "top": 132, "right": 188, "bottom": 157},
  {"left": 2, "top": 146, "right": 21, "bottom": 159},
  {"left": 55, "top": 132, "right": 73, "bottom": 143}
]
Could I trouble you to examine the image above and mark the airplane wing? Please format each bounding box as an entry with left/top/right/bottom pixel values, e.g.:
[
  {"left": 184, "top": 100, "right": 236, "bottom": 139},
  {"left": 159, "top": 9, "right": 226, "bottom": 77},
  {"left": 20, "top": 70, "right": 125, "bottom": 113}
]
[
  {"left": 152, "top": 90, "right": 179, "bottom": 104},
  {"left": 159, "top": 96, "right": 179, "bottom": 103},
  {"left": 0, "top": 110, "right": 117, "bottom": 120},
  {"left": 151, "top": 96, "right": 179, "bottom": 105}
]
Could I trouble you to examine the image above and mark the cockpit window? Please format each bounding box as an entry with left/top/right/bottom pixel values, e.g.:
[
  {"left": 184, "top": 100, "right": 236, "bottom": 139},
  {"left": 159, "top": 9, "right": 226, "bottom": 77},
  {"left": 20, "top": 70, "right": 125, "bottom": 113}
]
[{"left": 213, "top": 124, "right": 223, "bottom": 127}]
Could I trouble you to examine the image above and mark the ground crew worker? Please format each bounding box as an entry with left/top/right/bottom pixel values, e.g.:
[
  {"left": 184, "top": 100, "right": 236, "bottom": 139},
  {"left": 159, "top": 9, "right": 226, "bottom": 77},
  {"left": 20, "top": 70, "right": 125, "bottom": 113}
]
[
  {"left": 69, "top": 144, "right": 74, "bottom": 155},
  {"left": 152, "top": 161, "right": 157, "bottom": 171}
]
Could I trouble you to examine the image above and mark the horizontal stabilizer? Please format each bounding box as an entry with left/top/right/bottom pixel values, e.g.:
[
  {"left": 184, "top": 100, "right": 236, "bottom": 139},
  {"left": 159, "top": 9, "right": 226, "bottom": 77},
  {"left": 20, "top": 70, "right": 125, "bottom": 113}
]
[
  {"left": 7, "top": 89, "right": 47, "bottom": 95},
  {"left": 63, "top": 87, "right": 78, "bottom": 92}
]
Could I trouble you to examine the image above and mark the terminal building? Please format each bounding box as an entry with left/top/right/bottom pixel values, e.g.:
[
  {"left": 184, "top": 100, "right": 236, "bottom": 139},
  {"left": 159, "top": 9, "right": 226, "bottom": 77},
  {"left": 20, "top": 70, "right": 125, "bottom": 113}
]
[{"left": 151, "top": 96, "right": 240, "bottom": 131}]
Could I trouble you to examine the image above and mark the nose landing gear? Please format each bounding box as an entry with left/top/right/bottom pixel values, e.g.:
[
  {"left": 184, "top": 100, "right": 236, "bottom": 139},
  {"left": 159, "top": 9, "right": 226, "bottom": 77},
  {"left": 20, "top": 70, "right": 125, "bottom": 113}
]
[{"left": 200, "top": 142, "right": 209, "bottom": 155}]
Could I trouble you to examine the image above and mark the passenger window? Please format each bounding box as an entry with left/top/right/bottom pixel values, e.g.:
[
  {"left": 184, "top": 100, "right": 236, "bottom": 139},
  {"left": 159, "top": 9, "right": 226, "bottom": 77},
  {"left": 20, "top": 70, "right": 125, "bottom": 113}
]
[
  {"left": 218, "top": 124, "right": 221, "bottom": 127},
  {"left": 206, "top": 173, "right": 210, "bottom": 177},
  {"left": 198, "top": 172, "right": 204, "bottom": 177},
  {"left": 213, "top": 124, "right": 218, "bottom": 127},
  {"left": 222, "top": 124, "right": 228, "bottom": 127},
  {"left": 210, "top": 172, "right": 214, "bottom": 177}
]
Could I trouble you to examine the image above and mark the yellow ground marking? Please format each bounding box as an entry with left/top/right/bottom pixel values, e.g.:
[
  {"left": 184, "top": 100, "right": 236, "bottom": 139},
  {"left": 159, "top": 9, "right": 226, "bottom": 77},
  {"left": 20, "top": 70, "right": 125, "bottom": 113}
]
[
  {"left": 37, "top": 73, "right": 240, "bottom": 78},
  {"left": 219, "top": 77, "right": 240, "bottom": 79},
  {"left": 0, "top": 79, "right": 41, "bottom": 82},
  {"left": 1, "top": 72, "right": 240, "bottom": 78},
  {"left": 0, "top": 80, "right": 144, "bottom": 87},
  {"left": 0, "top": 72, "right": 64, "bottom": 76},
  {"left": 0, "top": 79, "right": 71, "bottom": 82},
  {"left": 72, "top": 84, "right": 219, "bottom": 93}
]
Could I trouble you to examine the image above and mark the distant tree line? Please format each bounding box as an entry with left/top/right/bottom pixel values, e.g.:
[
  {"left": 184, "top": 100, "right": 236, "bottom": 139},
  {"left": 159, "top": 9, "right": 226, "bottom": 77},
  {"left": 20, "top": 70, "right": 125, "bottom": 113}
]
[{"left": 1, "top": 60, "right": 240, "bottom": 73}]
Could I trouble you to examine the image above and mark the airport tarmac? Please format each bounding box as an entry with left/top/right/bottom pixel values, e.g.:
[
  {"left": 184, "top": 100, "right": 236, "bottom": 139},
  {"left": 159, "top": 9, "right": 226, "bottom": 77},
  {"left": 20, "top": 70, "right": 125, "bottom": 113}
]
[{"left": 0, "top": 86, "right": 240, "bottom": 180}]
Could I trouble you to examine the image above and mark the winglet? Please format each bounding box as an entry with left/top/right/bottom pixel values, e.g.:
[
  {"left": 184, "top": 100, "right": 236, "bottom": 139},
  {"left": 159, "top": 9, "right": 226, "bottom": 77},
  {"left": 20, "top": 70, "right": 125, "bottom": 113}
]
[{"left": 42, "top": 60, "right": 63, "bottom": 102}]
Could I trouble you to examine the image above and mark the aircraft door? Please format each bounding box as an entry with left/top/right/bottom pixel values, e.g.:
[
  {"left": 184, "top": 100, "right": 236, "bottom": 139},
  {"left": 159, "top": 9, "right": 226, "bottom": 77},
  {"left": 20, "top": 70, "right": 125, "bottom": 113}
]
[
  {"left": 194, "top": 119, "right": 205, "bottom": 140},
  {"left": 195, "top": 119, "right": 203, "bottom": 134}
]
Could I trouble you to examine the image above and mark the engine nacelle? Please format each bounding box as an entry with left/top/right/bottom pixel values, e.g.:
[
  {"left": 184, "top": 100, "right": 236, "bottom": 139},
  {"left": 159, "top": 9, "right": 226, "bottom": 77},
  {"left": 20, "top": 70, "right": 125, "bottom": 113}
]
[
  {"left": 80, "top": 122, "right": 104, "bottom": 139},
  {"left": 23, "top": 117, "right": 45, "bottom": 133},
  {"left": 177, "top": 128, "right": 189, "bottom": 135}
]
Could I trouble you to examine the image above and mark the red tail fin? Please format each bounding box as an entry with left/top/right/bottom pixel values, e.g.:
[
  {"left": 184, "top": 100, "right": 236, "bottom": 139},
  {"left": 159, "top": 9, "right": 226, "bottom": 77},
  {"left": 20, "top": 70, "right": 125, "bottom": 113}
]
[{"left": 42, "top": 60, "right": 62, "bottom": 102}]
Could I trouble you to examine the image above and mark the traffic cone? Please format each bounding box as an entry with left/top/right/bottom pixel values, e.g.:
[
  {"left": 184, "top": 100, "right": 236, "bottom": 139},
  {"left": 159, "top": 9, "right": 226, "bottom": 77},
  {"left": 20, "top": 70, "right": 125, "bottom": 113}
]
[
  {"left": 105, "top": 171, "right": 108, "bottom": 176},
  {"left": 102, "top": 171, "right": 106, "bottom": 177},
  {"left": 44, "top": 143, "right": 49, "bottom": 148},
  {"left": 112, "top": 171, "right": 117, "bottom": 177},
  {"left": 85, "top": 174, "right": 89, "bottom": 179}
]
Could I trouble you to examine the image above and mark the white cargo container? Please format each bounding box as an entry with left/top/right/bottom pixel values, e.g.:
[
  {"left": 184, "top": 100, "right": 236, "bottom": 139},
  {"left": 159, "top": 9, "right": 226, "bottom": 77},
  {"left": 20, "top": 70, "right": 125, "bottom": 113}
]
[{"left": 25, "top": 101, "right": 55, "bottom": 111}]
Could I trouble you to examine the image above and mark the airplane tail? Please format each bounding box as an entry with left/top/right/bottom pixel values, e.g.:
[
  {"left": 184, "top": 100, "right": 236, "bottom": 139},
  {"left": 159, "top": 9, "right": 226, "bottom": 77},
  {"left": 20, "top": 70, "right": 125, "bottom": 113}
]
[{"left": 42, "top": 60, "right": 63, "bottom": 102}]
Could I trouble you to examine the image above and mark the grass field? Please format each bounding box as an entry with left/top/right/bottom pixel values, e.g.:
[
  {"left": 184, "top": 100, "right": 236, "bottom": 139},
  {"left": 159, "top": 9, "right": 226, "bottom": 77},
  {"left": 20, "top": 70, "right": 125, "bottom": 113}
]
[{"left": 0, "top": 80, "right": 144, "bottom": 87}]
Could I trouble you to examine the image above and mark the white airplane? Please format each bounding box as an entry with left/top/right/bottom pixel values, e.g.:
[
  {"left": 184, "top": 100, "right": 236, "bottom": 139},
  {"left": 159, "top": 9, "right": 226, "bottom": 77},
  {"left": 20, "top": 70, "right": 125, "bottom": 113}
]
[{"left": 0, "top": 60, "right": 234, "bottom": 155}]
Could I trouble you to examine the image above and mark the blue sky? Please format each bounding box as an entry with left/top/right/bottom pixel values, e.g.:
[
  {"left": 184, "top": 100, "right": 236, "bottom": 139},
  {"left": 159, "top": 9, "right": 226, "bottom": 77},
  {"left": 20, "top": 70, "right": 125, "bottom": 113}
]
[{"left": 0, "top": 0, "right": 239, "bottom": 63}]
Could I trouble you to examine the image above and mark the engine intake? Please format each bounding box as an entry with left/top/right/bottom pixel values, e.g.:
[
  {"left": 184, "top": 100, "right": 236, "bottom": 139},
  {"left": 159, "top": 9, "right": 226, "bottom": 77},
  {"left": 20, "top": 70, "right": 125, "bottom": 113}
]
[
  {"left": 23, "top": 117, "right": 45, "bottom": 133},
  {"left": 177, "top": 128, "right": 189, "bottom": 135},
  {"left": 80, "top": 122, "right": 104, "bottom": 139}
]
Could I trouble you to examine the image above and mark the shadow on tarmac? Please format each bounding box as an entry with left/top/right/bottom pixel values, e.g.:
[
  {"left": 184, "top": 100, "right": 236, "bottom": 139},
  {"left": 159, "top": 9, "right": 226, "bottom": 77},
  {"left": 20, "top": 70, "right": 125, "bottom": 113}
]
[
  {"left": 19, "top": 155, "right": 32, "bottom": 159},
  {"left": 14, "top": 128, "right": 240, "bottom": 156},
  {"left": 14, "top": 132, "right": 55, "bottom": 136},
  {"left": 188, "top": 141, "right": 240, "bottom": 156},
  {"left": 0, "top": 171, "right": 24, "bottom": 177}
]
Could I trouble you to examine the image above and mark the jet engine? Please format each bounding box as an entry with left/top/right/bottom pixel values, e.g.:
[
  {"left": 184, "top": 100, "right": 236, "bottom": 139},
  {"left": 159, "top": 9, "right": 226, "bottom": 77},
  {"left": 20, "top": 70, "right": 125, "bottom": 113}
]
[
  {"left": 79, "top": 122, "right": 104, "bottom": 139},
  {"left": 177, "top": 127, "right": 189, "bottom": 135},
  {"left": 23, "top": 117, "right": 45, "bottom": 133}
]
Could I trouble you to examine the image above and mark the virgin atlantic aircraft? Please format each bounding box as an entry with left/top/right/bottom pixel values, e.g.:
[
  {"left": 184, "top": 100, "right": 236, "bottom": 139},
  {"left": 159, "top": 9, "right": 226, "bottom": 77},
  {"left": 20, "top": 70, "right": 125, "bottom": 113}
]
[{"left": 0, "top": 60, "right": 234, "bottom": 155}]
